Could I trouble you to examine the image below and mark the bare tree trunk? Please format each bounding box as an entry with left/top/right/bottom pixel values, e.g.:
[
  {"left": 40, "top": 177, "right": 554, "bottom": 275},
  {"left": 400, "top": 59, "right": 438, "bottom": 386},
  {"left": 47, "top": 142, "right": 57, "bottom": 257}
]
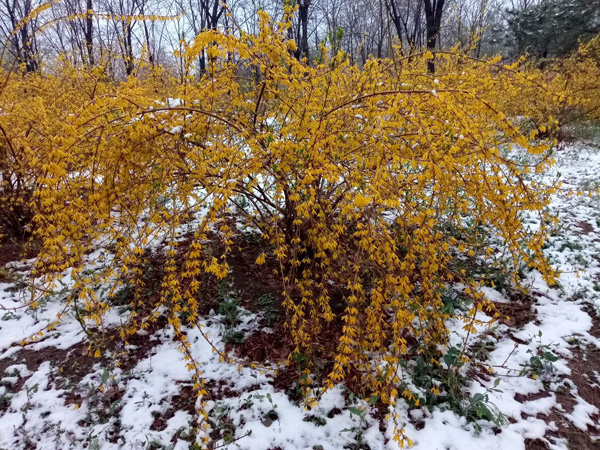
[
  {"left": 5, "top": 0, "right": 39, "bottom": 72},
  {"left": 85, "top": 0, "right": 94, "bottom": 66},
  {"left": 294, "top": 0, "right": 311, "bottom": 61},
  {"left": 424, "top": 0, "right": 445, "bottom": 72},
  {"left": 138, "top": 0, "right": 154, "bottom": 66},
  {"left": 384, "top": 0, "right": 404, "bottom": 54},
  {"left": 409, "top": 1, "right": 423, "bottom": 51},
  {"left": 124, "top": 22, "right": 134, "bottom": 75},
  {"left": 195, "top": 0, "right": 226, "bottom": 72}
]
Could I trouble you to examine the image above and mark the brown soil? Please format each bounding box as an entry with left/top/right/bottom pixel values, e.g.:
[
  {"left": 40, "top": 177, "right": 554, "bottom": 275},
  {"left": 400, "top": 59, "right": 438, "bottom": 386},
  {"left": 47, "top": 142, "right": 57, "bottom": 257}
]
[
  {"left": 0, "top": 239, "right": 40, "bottom": 281},
  {"left": 515, "top": 391, "right": 552, "bottom": 403},
  {"left": 0, "top": 317, "right": 164, "bottom": 415},
  {"left": 232, "top": 327, "right": 290, "bottom": 363},
  {"left": 576, "top": 221, "right": 595, "bottom": 235},
  {"left": 150, "top": 383, "right": 197, "bottom": 432},
  {"left": 494, "top": 291, "right": 537, "bottom": 329},
  {"left": 528, "top": 308, "right": 600, "bottom": 449}
]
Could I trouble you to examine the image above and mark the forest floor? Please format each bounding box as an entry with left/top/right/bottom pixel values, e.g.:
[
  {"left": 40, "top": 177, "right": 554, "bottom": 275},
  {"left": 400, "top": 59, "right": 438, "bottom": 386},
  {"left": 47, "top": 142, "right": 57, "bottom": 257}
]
[{"left": 1, "top": 143, "right": 600, "bottom": 450}]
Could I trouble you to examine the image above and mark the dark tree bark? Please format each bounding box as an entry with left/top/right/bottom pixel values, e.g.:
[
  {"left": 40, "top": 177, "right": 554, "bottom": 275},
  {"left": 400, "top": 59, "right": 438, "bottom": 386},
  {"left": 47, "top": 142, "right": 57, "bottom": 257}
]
[
  {"left": 196, "top": 0, "right": 226, "bottom": 72},
  {"left": 123, "top": 21, "right": 134, "bottom": 75},
  {"left": 384, "top": 0, "right": 404, "bottom": 54},
  {"left": 199, "top": 0, "right": 226, "bottom": 31},
  {"left": 85, "top": 0, "right": 94, "bottom": 66},
  {"left": 3, "top": 0, "right": 39, "bottom": 72},
  {"left": 136, "top": 0, "right": 153, "bottom": 65},
  {"left": 293, "top": 0, "right": 311, "bottom": 61},
  {"left": 424, "top": 0, "right": 445, "bottom": 72},
  {"left": 408, "top": 0, "right": 423, "bottom": 50}
]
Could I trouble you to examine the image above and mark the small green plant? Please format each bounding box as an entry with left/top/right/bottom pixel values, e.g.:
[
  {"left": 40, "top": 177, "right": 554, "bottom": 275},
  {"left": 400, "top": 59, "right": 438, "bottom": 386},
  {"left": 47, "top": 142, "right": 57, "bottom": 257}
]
[
  {"left": 257, "top": 293, "right": 280, "bottom": 326},
  {"left": 1, "top": 311, "right": 18, "bottom": 321},
  {"left": 80, "top": 366, "right": 122, "bottom": 426},
  {"left": 285, "top": 352, "right": 311, "bottom": 404},
  {"left": 0, "top": 387, "right": 11, "bottom": 409},
  {"left": 16, "top": 382, "right": 39, "bottom": 447},
  {"left": 218, "top": 297, "right": 241, "bottom": 325},
  {"left": 519, "top": 331, "right": 560, "bottom": 380},
  {"left": 471, "top": 340, "right": 496, "bottom": 362},
  {"left": 409, "top": 346, "right": 466, "bottom": 410},
  {"left": 223, "top": 330, "right": 245, "bottom": 345},
  {"left": 217, "top": 285, "right": 241, "bottom": 326},
  {"left": 465, "top": 391, "right": 505, "bottom": 434},
  {"left": 304, "top": 415, "right": 327, "bottom": 426},
  {"left": 146, "top": 439, "right": 174, "bottom": 450},
  {"left": 208, "top": 402, "right": 237, "bottom": 444},
  {"left": 441, "top": 292, "right": 465, "bottom": 315},
  {"left": 443, "top": 346, "right": 462, "bottom": 367},
  {"left": 134, "top": 391, "right": 151, "bottom": 407},
  {"left": 243, "top": 392, "right": 279, "bottom": 426},
  {"left": 21, "top": 382, "right": 39, "bottom": 419},
  {"left": 5, "top": 272, "right": 28, "bottom": 293},
  {"left": 573, "top": 252, "right": 589, "bottom": 268},
  {"left": 216, "top": 282, "right": 247, "bottom": 344},
  {"left": 407, "top": 342, "right": 505, "bottom": 433},
  {"left": 241, "top": 230, "right": 262, "bottom": 245},
  {"left": 110, "top": 282, "right": 135, "bottom": 307},
  {"left": 559, "top": 240, "right": 584, "bottom": 252},
  {"left": 340, "top": 390, "right": 378, "bottom": 450}
]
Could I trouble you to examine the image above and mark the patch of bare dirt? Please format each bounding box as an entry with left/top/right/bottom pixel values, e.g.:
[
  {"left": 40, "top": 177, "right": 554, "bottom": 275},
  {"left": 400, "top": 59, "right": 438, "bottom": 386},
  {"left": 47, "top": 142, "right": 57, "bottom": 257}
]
[
  {"left": 150, "top": 383, "right": 196, "bottom": 432},
  {"left": 576, "top": 221, "right": 596, "bottom": 235},
  {"left": 529, "top": 307, "right": 600, "bottom": 450},
  {"left": 231, "top": 327, "right": 290, "bottom": 363},
  {"left": 494, "top": 291, "right": 537, "bottom": 329},
  {"left": 515, "top": 391, "right": 552, "bottom": 403},
  {"left": 525, "top": 438, "right": 551, "bottom": 450},
  {"left": 0, "top": 342, "right": 90, "bottom": 391},
  {"left": 0, "top": 239, "right": 40, "bottom": 282},
  {"left": 0, "top": 318, "right": 164, "bottom": 415}
]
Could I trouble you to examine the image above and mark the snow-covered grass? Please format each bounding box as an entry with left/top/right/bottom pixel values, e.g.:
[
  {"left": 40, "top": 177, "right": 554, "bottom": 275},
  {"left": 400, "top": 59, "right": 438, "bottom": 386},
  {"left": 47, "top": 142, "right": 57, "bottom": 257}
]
[{"left": 1, "top": 144, "right": 600, "bottom": 450}]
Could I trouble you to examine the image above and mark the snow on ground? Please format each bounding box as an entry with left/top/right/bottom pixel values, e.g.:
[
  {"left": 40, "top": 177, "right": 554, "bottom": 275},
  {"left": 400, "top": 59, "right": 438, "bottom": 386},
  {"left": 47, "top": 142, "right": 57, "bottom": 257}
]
[{"left": 1, "top": 144, "right": 600, "bottom": 449}]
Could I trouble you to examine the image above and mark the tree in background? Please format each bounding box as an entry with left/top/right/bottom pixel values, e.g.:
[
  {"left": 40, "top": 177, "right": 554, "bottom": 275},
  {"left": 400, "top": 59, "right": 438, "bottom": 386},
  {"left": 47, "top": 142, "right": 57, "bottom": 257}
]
[
  {"left": 506, "top": 0, "right": 600, "bottom": 59},
  {"left": 2, "top": 0, "right": 600, "bottom": 76},
  {"left": 424, "top": 0, "right": 445, "bottom": 71},
  {"left": 290, "top": 0, "right": 311, "bottom": 61},
  {"left": 0, "top": 0, "right": 40, "bottom": 71}
]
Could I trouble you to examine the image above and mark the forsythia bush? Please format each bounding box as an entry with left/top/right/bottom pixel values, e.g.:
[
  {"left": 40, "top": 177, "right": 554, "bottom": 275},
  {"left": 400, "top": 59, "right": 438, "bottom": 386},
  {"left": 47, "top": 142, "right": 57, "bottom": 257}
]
[
  {"left": 0, "top": 65, "right": 157, "bottom": 240},
  {"left": 547, "top": 35, "right": 600, "bottom": 126},
  {"left": 3, "top": 13, "right": 599, "bottom": 445},
  {"left": 0, "top": 69, "right": 78, "bottom": 239},
  {"left": 496, "top": 35, "right": 600, "bottom": 136}
]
